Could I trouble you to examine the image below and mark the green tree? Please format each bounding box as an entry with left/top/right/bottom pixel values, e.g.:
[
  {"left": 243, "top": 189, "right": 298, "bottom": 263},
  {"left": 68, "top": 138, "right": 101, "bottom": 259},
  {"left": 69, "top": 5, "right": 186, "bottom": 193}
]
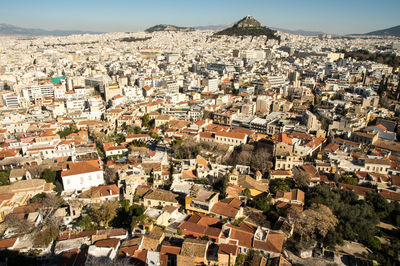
[
  {"left": 365, "top": 191, "right": 393, "bottom": 219},
  {"left": 235, "top": 254, "right": 246, "bottom": 266},
  {"left": 142, "top": 114, "right": 150, "bottom": 128},
  {"left": 341, "top": 175, "right": 358, "bottom": 186},
  {"left": 0, "top": 170, "right": 10, "bottom": 186},
  {"left": 307, "top": 185, "right": 380, "bottom": 248},
  {"left": 42, "top": 169, "right": 56, "bottom": 183},
  {"left": 177, "top": 228, "right": 183, "bottom": 235},
  {"left": 250, "top": 193, "right": 272, "bottom": 212},
  {"left": 57, "top": 123, "right": 79, "bottom": 138},
  {"left": 76, "top": 215, "right": 97, "bottom": 231},
  {"left": 269, "top": 179, "right": 292, "bottom": 194}
]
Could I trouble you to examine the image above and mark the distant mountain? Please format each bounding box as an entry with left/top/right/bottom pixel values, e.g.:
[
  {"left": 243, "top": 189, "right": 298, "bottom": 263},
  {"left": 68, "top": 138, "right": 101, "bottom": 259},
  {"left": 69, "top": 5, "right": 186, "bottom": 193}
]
[
  {"left": 214, "top": 16, "right": 279, "bottom": 40},
  {"left": 0, "top": 23, "right": 102, "bottom": 36},
  {"left": 195, "top": 24, "right": 231, "bottom": 31},
  {"left": 145, "top": 24, "right": 195, "bottom": 33},
  {"left": 364, "top": 25, "right": 400, "bottom": 37},
  {"left": 271, "top": 27, "right": 325, "bottom": 36}
]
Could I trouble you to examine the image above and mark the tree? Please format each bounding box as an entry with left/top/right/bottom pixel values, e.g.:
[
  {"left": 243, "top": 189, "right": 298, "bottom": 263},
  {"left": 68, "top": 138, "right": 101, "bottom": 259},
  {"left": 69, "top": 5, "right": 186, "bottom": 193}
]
[
  {"left": 142, "top": 114, "right": 150, "bottom": 128},
  {"left": 42, "top": 168, "right": 56, "bottom": 183},
  {"left": 176, "top": 228, "right": 183, "bottom": 235},
  {"left": 104, "top": 167, "right": 117, "bottom": 184},
  {"left": 57, "top": 123, "right": 79, "bottom": 138},
  {"left": 129, "top": 140, "right": 147, "bottom": 148},
  {"left": 89, "top": 200, "right": 119, "bottom": 228},
  {"left": 293, "top": 171, "right": 310, "bottom": 188},
  {"left": 3, "top": 214, "right": 33, "bottom": 234},
  {"left": 214, "top": 175, "right": 228, "bottom": 198},
  {"left": 250, "top": 148, "right": 273, "bottom": 174},
  {"left": 130, "top": 215, "right": 145, "bottom": 231},
  {"left": 76, "top": 215, "right": 97, "bottom": 231},
  {"left": 306, "top": 185, "right": 380, "bottom": 247},
  {"left": 0, "top": 170, "right": 10, "bottom": 186},
  {"left": 250, "top": 193, "right": 272, "bottom": 212},
  {"left": 36, "top": 193, "right": 64, "bottom": 222},
  {"left": 235, "top": 254, "right": 246, "bottom": 266},
  {"left": 243, "top": 188, "right": 251, "bottom": 200},
  {"left": 269, "top": 179, "right": 292, "bottom": 194},
  {"left": 365, "top": 191, "right": 393, "bottom": 219},
  {"left": 289, "top": 204, "right": 338, "bottom": 242},
  {"left": 33, "top": 217, "right": 60, "bottom": 247},
  {"left": 28, "top": 165, "right": 44, "bottom": 179}
]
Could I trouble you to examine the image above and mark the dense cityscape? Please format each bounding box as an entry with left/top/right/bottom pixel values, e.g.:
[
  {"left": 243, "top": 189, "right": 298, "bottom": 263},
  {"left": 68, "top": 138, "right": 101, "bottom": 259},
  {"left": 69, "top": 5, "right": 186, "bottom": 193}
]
[{"left": 0, "top": 12, "right": 400, "bottom": 266}]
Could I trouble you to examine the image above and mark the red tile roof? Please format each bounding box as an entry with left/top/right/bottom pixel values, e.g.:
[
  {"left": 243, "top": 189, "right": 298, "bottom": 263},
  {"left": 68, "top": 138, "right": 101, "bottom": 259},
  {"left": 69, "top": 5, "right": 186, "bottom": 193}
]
[
  {"left": 218, "top": 243, "right": 238, "bottom": 256},
  {"left": 94, "top": 238, "right": 120, "bottom": 248},
  {"left": 61, "top": 160, "right": 102, "bottom": 177},
  {"left": 0, "top": 237, "right": 17, "bottom": 249}
]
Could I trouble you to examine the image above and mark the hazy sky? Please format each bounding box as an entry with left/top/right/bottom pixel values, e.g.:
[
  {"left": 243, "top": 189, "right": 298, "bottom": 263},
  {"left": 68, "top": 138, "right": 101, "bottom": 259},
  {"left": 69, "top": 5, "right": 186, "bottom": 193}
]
[{"left": 1, "top": 0, "right": 399, "bottom": 35}]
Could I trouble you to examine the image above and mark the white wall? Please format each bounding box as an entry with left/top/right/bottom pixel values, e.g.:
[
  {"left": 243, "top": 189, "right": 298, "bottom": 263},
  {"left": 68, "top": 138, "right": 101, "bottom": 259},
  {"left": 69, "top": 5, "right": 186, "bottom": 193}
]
[{"left": 62, "top": 170, "right": 104, "bottom": 191}]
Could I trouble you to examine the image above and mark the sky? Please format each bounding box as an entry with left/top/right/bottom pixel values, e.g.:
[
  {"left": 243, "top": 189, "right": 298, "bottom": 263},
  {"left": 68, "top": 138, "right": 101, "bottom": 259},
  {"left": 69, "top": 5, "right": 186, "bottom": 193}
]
[{"left": 1, "top": 0, "right": 399, "bottom": 35}]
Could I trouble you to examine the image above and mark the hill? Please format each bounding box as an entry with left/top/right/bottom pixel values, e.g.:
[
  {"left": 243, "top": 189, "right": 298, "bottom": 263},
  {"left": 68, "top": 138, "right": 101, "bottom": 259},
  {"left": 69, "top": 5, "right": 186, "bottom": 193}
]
[
  {"left": 145, "top": 24, "right": 195, "bottom": 33},
  {"left": 0, "top": 23, "right": 102, "bottom": 36},
  {"left": 364, "top": 25, "right": 400, "bottom": 37},
  {"left": 214, "top": 16, "right": 279, "bottom": 40}
]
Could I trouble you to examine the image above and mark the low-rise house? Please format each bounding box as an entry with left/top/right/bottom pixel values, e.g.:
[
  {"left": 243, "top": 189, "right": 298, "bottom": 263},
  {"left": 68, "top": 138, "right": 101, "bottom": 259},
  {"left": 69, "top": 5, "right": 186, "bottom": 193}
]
[
  {"left": 185, "top": 188, "right": 219, "bottom": 215},
  {"left": 269, "top": 170, "right": 293, "bottom": 179},
  {"left": 274, "top": 189, "right": 305, "bottom": 206},
  {"left": 178, "top": 213, "right": 222, "bottom": 242},
  {"left": 55, "top": 229, "right": 127, "bottom": 255},
  {"left": 210, "top": 198, "right": 243, "bottom": 220},
  {"left": 144, "top": 205, "right": 179, "bottom": 227},
  {"left": 379, "top": 189, "right": 400, "bottom": 202},
  {"left": 141, "top": 226, "right": 165, "bottom": 251},
  {"left": 143, "top": 189, "right": 179, "bottom": 208},
  {"left": 332, "top": 138, "right": 360, "bottom": 150},
  {"left": 372, "top": 139, "right": 400, "bottom": 156},
  {"left": 0, "top": 193, "right": 29, "bottom": 222},
  {"left": 103, "top": 142, "right": 128, "bottom": 157},
  {"left": 364, "top": 158, "right": 391, "bottom": 174},
  {"left": 118, "top": 166, "right": 148, "bottom": 201},
  {"left": 8, "top": 168, "right": 31, "bottom": 183},
  {"left": 218, "top": 243, "right": 239, "bottom": 266},
  {"left": 338, "top": 183, "right": 375, "bottom": 200},
  {"left": 229, "top": 171, "right": 269, "bottom": 197},
  {"left": 351, "top": 130, "right": 379, "bottom": 145},
  {"left": 220, "top": 222, "right": 285, "bottom": 258},
  {"left": 79, "top": 184, "right": 120, "bottom": 203},
  {"left": 0, "top": 179, "right": 54, "bottom": 197},
  {"left": 215, "top": 131, "right": 247, "bottom": 146},
  {"left": 87, "top": 238, "right": 121, "bottom": 261},
  {"left": 180, "top": 238, "right": 209, "bottom": 265},
  {"left": 125, "top": 134, "right": 151, "bottom": 143},
  {"left": 61, "top": 160, "right": 104, "bottom": 192},
  {"left": 294, "top": 164, "right": 321, "bottom": 184},
  {"left": 275, "top": 155, "right": 303, "bottom": 170}
]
